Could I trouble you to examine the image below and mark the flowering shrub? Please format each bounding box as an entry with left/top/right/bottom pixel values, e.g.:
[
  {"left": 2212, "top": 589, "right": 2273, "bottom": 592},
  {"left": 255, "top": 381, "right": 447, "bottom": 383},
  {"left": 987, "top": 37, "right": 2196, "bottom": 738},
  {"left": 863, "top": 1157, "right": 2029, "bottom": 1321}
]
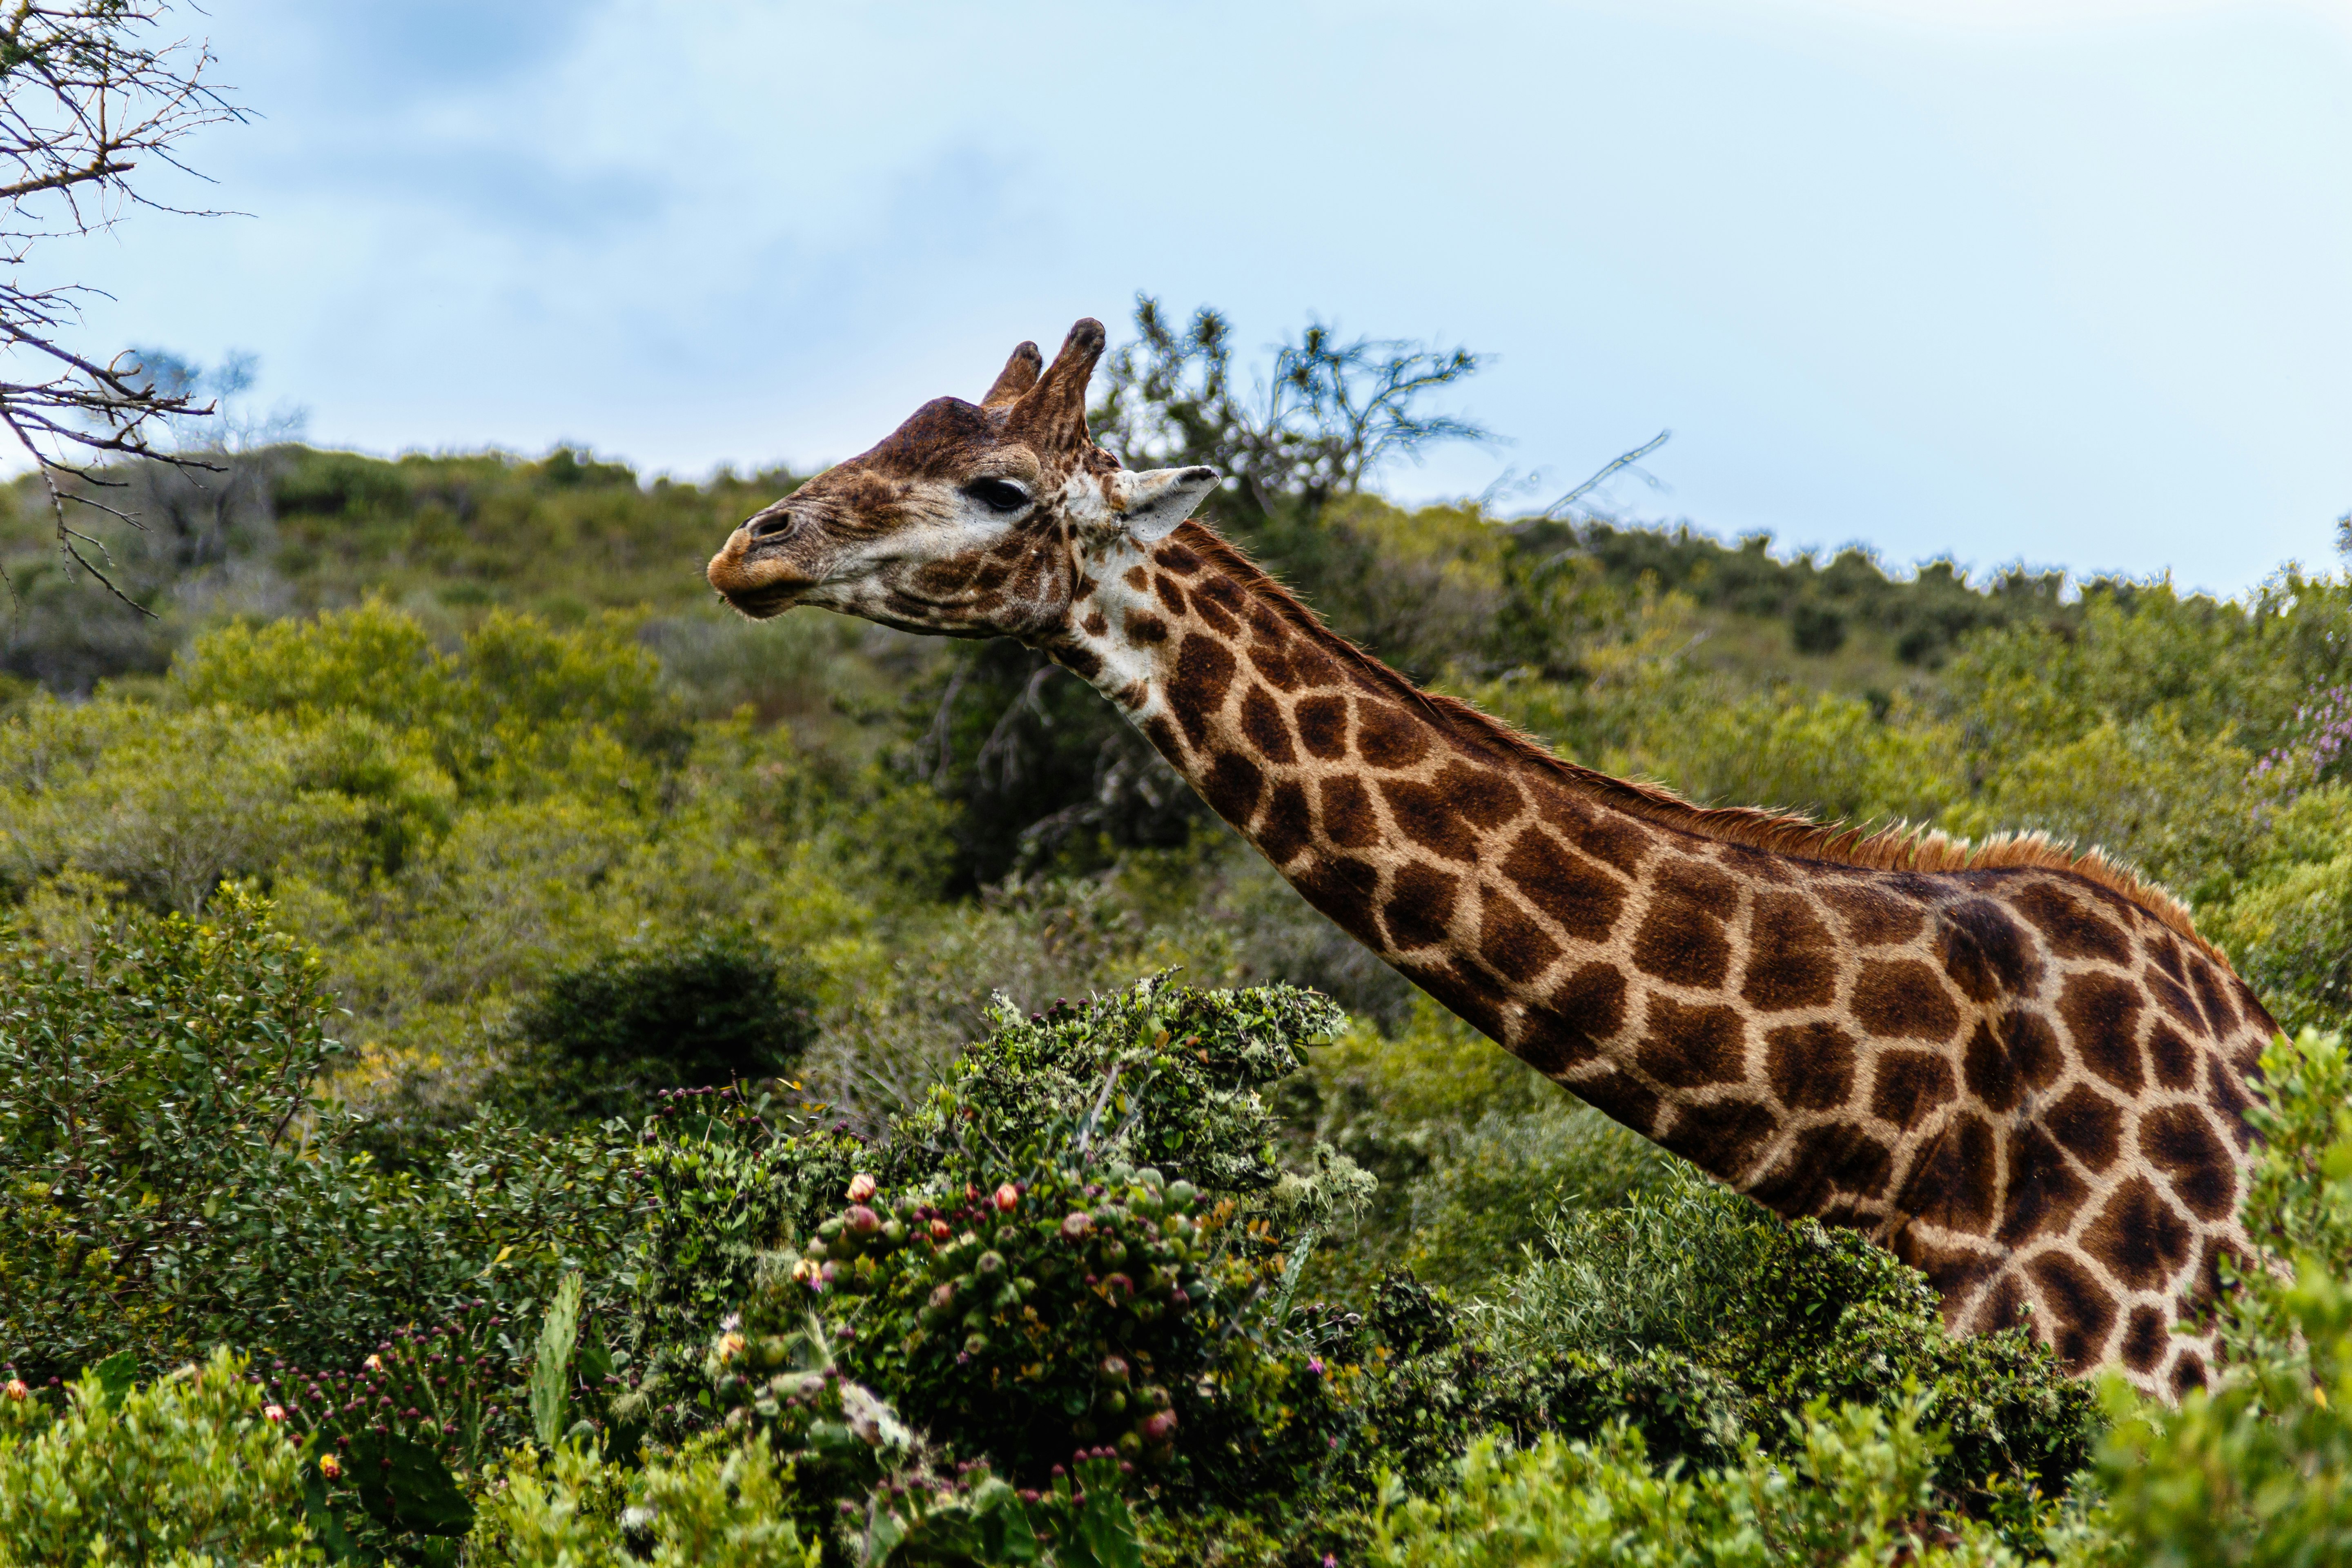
[
  {"left": 727, "top": 1155, "right": 1285, "bottom": 1486},
  {"left": 682, "top": 978, "right": 1364, "bottom": 1505}
]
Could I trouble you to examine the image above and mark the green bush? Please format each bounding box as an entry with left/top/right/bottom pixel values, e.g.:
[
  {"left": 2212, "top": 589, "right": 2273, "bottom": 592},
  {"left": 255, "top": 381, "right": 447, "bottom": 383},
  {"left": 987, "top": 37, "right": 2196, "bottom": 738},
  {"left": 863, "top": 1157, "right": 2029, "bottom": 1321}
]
[
  {"left": 2067, "top": 1027, "right": 2352, "bottom": 1567},
  {"left": 469, "top": 1434, "right": 820, "bottom": 1568},
  {"left": 492, "top": 934, "right": 824, "bottom": 1126},
  {"left": 1365, "top": 1395, "right": 2016, "bottom": 1568},
  {"left": 0, "top": 1348, "right": 318, "bottom": 1567},
  {"left": 0, "top": 889, "right": 645, "bottom": 1382},
  {"left": 2208, "top": 791, "right": 2352, "bottom": 1034},
  {"left": 1475, "top": 1167, "right": 2098, "bottom": 1506},
  {"left": 697, "top": 980, "right": 1356, "bottom": 1502}
]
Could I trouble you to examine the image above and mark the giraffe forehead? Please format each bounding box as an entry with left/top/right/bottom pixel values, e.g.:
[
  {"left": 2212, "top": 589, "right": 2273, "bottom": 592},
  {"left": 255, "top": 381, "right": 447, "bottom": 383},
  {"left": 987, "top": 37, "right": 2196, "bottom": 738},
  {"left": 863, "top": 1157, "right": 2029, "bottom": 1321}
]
[{"left": 845, "top": 396, "right": 1017, "bottom": 480}]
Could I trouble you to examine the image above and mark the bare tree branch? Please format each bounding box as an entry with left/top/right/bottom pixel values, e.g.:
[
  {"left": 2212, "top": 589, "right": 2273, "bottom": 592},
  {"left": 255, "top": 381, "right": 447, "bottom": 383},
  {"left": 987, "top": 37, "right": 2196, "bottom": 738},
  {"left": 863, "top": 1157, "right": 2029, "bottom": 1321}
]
[
  {"left": 1540, "top": 429, "right": 1672, "bottom": 521},
  {"left": 1, "top": 2, "right": 245, "bottom": 612}
]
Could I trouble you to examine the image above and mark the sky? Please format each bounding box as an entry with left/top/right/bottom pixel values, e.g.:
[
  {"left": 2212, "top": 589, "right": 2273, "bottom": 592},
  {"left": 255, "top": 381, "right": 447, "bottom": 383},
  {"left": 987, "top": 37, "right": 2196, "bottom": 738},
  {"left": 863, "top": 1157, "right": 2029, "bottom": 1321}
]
[{"left": 47, "top": 0, "right": 2352, "bottom": 595}]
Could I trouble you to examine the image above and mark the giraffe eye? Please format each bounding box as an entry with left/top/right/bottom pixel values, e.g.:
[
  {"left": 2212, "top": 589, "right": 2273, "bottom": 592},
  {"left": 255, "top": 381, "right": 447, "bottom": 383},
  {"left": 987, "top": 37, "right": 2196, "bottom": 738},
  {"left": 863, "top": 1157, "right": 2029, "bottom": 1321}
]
[{"left": 966, "top": 478, "right": 1029, "bottom": 513}]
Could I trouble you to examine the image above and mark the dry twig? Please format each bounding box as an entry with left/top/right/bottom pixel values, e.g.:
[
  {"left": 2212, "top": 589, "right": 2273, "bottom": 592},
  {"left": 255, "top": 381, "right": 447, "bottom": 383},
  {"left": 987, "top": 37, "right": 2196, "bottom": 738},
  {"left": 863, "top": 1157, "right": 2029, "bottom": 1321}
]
[{"left": 1, "top": 2, "right": 244, "bottom": 611}]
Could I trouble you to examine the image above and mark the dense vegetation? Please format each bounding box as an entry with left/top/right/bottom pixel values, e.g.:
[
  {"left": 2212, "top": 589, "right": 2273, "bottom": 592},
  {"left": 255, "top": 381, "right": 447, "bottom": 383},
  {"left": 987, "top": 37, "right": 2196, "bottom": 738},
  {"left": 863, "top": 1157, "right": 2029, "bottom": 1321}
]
[{"left": 4, "top": 304, "right": 2352, "bottom": 1561}]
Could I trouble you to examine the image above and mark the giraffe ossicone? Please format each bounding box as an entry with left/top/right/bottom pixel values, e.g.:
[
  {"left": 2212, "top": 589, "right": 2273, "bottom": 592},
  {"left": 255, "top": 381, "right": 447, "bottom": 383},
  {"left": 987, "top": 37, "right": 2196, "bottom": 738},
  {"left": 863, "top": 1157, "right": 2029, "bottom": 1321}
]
[{"left": 708, "top": 318, "right": 2276, "bottom": 1397}]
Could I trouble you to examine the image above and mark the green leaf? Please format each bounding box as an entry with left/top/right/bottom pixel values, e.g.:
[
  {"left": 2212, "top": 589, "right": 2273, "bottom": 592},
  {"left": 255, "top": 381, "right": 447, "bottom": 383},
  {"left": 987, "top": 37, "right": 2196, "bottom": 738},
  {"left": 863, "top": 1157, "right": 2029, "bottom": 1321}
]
[
  {"left": 301, "top": 1469, "right": 363, "bottom": 1564},
  {"left": 346, "top": 1430, "right": 474, "bottom": 1538},
  {"left": 85, "top": 1350, "right": 137, "bottom": 1409},
  {"left": 529, "top": 1268, "right": 584, "bottom": 1451},
  {"left": 1066, "top": 1483, "right": 1143, "bottom": 1568}
]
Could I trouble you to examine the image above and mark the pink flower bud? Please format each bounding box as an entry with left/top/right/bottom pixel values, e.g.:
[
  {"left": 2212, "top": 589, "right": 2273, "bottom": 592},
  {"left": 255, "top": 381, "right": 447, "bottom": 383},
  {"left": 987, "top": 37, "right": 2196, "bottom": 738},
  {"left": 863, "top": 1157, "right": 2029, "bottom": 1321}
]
[
  {"left": 929, "top": 1219, "right": 952, "bottom": 1241},
  {"left": 994, "top": 1183, "right": 1020, "bottom": 1213},
  {"left": 1140, "top": 1410, "right": 1178, "bottom": 1443},
  {"left": 847, "top": 1173, "right": 877, "bottom": 1203},
  {"left": 263, "top": 1404, "right": 286, "bottom": 1423}
]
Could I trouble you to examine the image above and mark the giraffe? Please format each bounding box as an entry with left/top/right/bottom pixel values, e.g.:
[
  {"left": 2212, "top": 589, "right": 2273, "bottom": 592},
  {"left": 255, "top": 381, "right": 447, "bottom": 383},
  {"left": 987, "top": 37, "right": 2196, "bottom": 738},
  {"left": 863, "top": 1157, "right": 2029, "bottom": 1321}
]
[{"left": 707, "top": 319, "right": 2278, "bottom": 1396}]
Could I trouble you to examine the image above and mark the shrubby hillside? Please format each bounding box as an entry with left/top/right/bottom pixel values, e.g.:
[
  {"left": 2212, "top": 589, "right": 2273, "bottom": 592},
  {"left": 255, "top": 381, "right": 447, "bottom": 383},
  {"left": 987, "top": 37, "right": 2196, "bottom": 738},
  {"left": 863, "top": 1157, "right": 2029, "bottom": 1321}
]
[{"left": 4, "top": 305, "right": 2351, "bottom": 1561}]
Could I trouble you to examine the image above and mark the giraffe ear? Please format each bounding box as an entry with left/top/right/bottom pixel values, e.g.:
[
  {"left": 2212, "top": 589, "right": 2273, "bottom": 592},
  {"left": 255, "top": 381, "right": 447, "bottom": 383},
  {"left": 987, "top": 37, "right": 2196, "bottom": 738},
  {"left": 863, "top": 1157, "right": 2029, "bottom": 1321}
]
[
  {"left": 1118, "top": 466, "right": 1221, "bottom": 542},
  {"left": 980, "top": 341, "right": 1043, "bottom": 408}
]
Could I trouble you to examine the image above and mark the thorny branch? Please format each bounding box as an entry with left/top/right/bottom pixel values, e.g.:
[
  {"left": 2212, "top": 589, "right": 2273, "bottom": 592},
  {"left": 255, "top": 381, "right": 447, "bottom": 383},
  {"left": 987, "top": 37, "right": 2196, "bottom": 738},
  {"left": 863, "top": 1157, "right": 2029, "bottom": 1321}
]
[{"left": 1, "top": 2, "right": 245, "bottom": 612}]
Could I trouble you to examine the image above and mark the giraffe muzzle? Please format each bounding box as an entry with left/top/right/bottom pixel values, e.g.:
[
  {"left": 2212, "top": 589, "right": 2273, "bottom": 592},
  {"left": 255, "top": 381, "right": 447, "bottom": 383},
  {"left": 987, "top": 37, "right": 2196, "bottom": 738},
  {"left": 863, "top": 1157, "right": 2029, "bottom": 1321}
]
[{"left": 707, "top": 519, "right": 818, "bottom": 618}]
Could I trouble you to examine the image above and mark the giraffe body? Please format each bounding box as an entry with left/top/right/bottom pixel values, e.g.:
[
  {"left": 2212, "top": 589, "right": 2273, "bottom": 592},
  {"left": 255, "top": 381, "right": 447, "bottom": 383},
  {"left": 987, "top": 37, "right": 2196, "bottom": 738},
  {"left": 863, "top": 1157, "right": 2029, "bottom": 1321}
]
[{"left": 707, "top": 319, "right": 2276, "bottom": 1395}]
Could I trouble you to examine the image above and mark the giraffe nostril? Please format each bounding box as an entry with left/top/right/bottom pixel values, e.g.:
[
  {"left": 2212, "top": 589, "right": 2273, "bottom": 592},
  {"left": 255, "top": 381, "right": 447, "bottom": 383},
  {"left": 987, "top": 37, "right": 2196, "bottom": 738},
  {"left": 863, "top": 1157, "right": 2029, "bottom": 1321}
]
[{"left": 748, "top": 511, "right": 797, "bottom": 541}]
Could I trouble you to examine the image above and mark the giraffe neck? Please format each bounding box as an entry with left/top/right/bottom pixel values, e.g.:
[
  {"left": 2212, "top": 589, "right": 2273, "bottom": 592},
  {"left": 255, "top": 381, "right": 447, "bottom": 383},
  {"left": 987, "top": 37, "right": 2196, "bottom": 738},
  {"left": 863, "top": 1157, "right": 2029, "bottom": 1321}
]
[
  {"left": 1052, "top": 520, "right": 1777, "bottom": 1179},
  {"left": 1048, "top": 519, "right": 2273, "bottom": 1402}
]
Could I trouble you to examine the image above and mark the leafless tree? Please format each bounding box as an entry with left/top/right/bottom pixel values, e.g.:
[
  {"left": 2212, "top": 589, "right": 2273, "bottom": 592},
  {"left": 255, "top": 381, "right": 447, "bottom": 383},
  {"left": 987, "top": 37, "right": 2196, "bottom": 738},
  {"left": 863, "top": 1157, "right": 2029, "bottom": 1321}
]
[{"left": 2, "top": 2, "right": 242, "bottom": 608}]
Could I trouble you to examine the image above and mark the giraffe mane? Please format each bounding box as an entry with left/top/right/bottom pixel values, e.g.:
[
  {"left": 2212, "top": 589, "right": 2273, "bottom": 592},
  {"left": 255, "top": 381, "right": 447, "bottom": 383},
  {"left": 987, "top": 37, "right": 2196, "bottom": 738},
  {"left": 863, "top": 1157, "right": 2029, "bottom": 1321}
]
[{"left": 1174, "top": 521, "right": 2223, "bottom": 963}]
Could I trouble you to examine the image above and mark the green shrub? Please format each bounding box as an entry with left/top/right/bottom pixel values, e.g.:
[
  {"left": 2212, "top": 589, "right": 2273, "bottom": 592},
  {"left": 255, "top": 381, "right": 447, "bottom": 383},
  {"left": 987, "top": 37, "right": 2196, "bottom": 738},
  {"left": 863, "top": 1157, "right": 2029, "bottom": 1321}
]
[
  {"left": 696, "top": 978, "right": 1357, "bottom": 1502},
  {"left": 1365, "top": 1394, "right": 2017, "bottom": 1568},
  {"left": 2203, "top": 786, "right": 2352, "bottom": 1034},
  {"left": 0, "top": 1348, "right": 317, "bottom": 1567},
  {"left": 619, "top": 1088, "right": 869, "bottom": 1424},
  {"left": 1296, "top": 1001, "right": 1659, "bottom": 1304},
  {"left": 2071, "top": 1028, "right": 2352, "bottom": 1566},
  {"left": 2089, "top": 1261, "right": 2352, "bottom": 1568},
  {"left": 1945, "top": 712, "right": 2272, "bottom": 907},
  {"left": 0, "top": 889, "right": 646, "bottom": 1382},
  {"left": 469, "top": 1434, "right": 1158, "bottom": 1568},
  {"left": 494, "top": 934, "right": 824, "bottom": 1126},
  {"left": 1399, "top": 1103, "right": 1666, "bottom": 1295},
  {"left": 1475, "top": 1167, "right": 2098, "bottom": 1506},
  {"left": 728, "top": 1152, "right": 1291, "bottom": 1492}
]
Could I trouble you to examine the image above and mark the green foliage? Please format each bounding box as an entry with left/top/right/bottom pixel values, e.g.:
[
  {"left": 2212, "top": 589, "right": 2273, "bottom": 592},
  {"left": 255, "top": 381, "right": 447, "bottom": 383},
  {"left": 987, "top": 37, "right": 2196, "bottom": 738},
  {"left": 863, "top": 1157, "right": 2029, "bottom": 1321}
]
[
  {"left": 1477, "top": 1167, "right": 2099, "bottom": 1504},
  {"left": 885, "top": 978, "right": 1345, "bottom": 1196},
  {"left": 0, "top": 1347, "right": 318, "bottom": 1567},
  {"left": 733, "top": 1157, "right": 1271, "bottom": 1489},
  {"left": 0, "top": 888, "right": 648, "bottom": 1382},
  {"left": 468, "top": 1432, "right": 826, "bottom": 1568},
  {"left": 2071, "top": 1028, "right": 2352, "bottom": 1567},
  {"left": 698, "top": 980, "right": 1352, "bottom": 1499},
  {"left": 2089, "top": 1261, "right": 2352, "bottom": 1567},
  {"left": 2218, "top": 1028, "right": 2352, "bottom": 1370},
  {"left": 0, "top": 889, "right": 356, "bottom": 1379},
  {"left": 2207, "top": 789, "right": 2352, "bottom": 1033},
  {"left": 1947, "top": 713, "right": 2271, "bottom": 906},
  {"left": 1365, "top": 1394, "right": 2018, "bottom": 1568},
  {"left": 494, "top": 936, "right": 822, "bottom": 1126},
  {"left": 268, "top": 1302, "right": 528, "bottom": 1494},
  {"left": 1571, "top": 519, "right": 2071, "bottom": 673},
  {"left": 531, "top": 1273, "right": 586, "bottom": 1453}
]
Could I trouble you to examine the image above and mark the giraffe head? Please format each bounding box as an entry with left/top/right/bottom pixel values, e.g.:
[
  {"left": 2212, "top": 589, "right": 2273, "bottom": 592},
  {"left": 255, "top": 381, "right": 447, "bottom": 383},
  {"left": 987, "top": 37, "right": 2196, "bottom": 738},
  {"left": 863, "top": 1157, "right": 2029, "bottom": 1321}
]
[{"left": 707, "top": 318, "right": 1221, "bottom": 641}]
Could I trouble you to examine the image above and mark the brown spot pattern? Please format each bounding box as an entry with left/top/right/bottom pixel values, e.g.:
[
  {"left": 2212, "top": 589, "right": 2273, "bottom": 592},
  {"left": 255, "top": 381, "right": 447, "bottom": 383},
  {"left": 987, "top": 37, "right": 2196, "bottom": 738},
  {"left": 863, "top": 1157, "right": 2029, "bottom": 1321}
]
[
  {"left": 1742, "top": 892, "right": 1838, "bottom": 1011},
  {"left": 1852, "top": 960, "right": 1963, "bottom": 1042},
  {"left": 1765, "top": 1021, "right": 1856, "bottom": 1112},
  {"left": 1637, "top": 994, "right": 1751, "bottom": 1088}
]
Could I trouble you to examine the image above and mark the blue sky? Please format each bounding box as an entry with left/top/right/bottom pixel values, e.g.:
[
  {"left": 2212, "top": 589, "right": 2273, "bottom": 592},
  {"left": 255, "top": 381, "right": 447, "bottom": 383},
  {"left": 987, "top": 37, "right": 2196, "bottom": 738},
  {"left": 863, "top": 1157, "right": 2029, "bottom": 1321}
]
[{"left": 59, "top": 0, "right": 2352, "bottom": 594}]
